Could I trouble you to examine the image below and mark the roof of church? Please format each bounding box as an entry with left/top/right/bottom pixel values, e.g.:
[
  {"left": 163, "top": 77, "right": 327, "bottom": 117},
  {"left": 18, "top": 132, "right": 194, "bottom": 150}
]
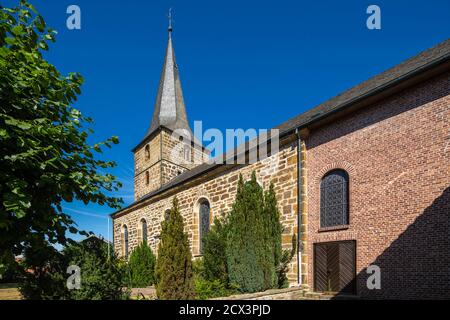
[
  {"left": 112, "top": 38, "right": 450, "bottom": 217},
  {"left": 137, "top": 28, "right": 193, "bottom": 149},
  {"left": 276, "top": 38, "right": 450, "bottom": 135}
]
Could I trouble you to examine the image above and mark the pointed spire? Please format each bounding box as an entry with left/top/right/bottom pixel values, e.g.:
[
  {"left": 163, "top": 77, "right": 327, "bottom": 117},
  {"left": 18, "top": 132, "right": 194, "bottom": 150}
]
[{"left": 144, "top": 12, "right": 193, "bottom": 140}]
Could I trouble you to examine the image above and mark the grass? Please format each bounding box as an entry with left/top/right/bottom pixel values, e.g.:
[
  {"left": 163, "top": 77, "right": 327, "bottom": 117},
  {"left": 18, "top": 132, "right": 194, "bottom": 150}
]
[{"left": 0, "top": 283, "right": 22, "bottom": 300}]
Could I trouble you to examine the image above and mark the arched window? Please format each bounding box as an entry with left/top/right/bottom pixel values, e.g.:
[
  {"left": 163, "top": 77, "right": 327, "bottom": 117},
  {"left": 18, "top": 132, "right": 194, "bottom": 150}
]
[
  {"left": 164, "top": 209, "right": 171, "bottom": 221},
  {"left": 184, "top": 145, "right": 191, "bottom": 162},
  {"left": 122, "top": 225, "right": 129, "bottom": 259},
  {"left": 199, "top": 200, "right": 210, "bottom": 253},
  {"left": 145, "top": 144, "right": 150, "bottom": 160},
  {"left": 320, "top": 169, "right": 349, "bottom": 228},
  {"left": 145, "top": 171, "right": 149, "bottom": 186},
  {"left": 141, "top": 219, "right": 148, "bottom": 244}
]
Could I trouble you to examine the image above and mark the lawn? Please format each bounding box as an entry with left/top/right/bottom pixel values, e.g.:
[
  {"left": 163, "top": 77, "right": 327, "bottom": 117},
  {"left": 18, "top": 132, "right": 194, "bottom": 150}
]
[{"left": 0, "top": 283, "right": 22, "bottom": 300}]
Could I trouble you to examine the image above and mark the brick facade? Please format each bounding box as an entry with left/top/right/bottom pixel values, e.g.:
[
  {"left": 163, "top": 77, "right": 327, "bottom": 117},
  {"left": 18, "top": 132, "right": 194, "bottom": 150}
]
[{"left": 306, "top": 72, "right": 450, "bottom": 299}]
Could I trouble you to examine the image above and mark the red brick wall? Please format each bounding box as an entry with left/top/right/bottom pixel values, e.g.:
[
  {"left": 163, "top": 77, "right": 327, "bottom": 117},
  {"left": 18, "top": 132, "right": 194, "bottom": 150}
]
[{"left": 306, "top": 71, "right": 450, "bottom": 299}]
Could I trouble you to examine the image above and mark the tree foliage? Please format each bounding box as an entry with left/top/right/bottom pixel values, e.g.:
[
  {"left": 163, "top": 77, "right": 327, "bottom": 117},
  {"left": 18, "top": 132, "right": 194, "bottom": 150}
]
[
  {"left": 0, "top": 0, "right": 122, "bottom": 271},
  {"left": 221, "top": 172, "right": 288, "bottom": 293},
  {"left": 19, "top": 236, "right": 129, "bottom": 300},
  {"left": 18, "top": 239, "right": 67, "bottom": 299},
  {"left": 262, "top": 182, "right": 283, "bottom": 288},
  {"left": 226, "top": 173, "right": 268, "bottom": 292},
  {"left": 155, "top": 198, "right": 195, "bottom": 300},
  {"left": 128, "top": 241, "right": 156, "bottom": 287},
  {"left": 201, "top": 214, "right": 228, "bottom": 284},
  {"left": 64, "top": 237, "right": 128, "bottom": 300}
]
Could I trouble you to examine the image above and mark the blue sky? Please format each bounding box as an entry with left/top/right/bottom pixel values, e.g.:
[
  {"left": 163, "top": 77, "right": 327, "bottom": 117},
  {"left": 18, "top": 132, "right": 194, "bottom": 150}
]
[{"left": 5, "top": 0, "right": 449, "bottom": 242}]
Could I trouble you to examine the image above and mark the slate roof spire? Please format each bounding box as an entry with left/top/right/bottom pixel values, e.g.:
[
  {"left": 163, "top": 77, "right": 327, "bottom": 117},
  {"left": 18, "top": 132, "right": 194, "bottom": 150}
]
[{"left": 144, "top": 12, "right": 192, "bottom": 140}]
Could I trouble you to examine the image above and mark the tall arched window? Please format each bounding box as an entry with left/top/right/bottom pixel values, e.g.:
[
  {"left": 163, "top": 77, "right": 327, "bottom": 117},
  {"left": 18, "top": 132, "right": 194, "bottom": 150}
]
[
  {"left": 320, "top": 169, "right": 349, "bottom": 228},
  {"left": 183, "top": 145, "right": 191, "bottom": 162},
  {"left": 141, "top": 218, "right": 148, "bottom": 244},
  {"left": 145, "top": 144, "right": 150, "bottom": 160},
  {"left": 199, "top": 200, "right": 210, "bottom": 253},
  {"left": 164, "top": 209, "right": 171, "bottom": 221},
  {"left": 123, "top": 225, "right": 129, "bottom": 259},
  {"left": 145, "top": 171, "right": 149, "bottom": 186}
]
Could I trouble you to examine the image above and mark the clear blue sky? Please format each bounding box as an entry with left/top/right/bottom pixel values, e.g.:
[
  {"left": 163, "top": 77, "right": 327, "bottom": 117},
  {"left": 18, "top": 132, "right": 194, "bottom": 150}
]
[{"left": 5, "top": 0, "right": 449, "bottom": 242}]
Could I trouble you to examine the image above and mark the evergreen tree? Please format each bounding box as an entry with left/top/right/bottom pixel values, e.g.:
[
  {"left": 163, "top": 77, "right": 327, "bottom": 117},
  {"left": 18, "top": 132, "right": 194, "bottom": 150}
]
[
  {"left": 262, "top": 182, "right": 283, "bottom": 288},
  {"left": 202, "top": 214, "right": 228, "bottom": 284},
  {"left": 128, "top": 241, "right": 156, "bottom": 287},
  {"left": 155, "top": 198, "right": 195, "bottom": 299},
  {"left": 226, "top": 172, "right": 269, "bottom": 293}
]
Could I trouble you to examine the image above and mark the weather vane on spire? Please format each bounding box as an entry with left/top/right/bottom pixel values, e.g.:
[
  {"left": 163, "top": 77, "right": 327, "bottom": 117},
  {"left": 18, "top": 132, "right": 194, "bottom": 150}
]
[{"left": 168, "top": 7, "right": 173, "bottom": 32}]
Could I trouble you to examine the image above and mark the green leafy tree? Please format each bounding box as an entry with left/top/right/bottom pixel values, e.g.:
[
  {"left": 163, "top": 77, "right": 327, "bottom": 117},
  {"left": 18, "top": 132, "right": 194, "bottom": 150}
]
[
  {"left": 64, "top": 237, "right": 129, "bottom": 300},
  {"left": 0, "top": 0, "right": 122, "bottom": 276},
  {"left": 128, "top": 241, "right": 156, "bottom": 287},
  {"left": 19, "top": 236, "right": 129, "bottom": 300},
  {"left": 19, "top": 239, "right": 68, "bottom": 300},
  {"left": 155, "top": 198, "right": 195, "bottom": 300}
]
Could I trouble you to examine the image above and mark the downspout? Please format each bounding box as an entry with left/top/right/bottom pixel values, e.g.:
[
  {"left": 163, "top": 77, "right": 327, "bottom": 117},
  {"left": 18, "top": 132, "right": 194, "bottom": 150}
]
[
  {"left": 296, "top": 127, "right": 309, "bottom": 289},
  {"left": 295, "top": 128, "right": 302, "bottom": 286}
]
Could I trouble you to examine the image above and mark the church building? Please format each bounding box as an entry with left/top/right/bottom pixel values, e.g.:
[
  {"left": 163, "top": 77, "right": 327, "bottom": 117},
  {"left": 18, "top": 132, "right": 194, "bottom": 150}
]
[{"left": 111, "top": 26, "right": 450, "bottom": 299}]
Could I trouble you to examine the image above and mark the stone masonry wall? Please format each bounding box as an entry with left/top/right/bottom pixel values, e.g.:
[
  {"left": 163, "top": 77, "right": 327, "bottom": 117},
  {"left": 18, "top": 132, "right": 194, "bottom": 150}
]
[
  {"left": 134, "top": 132, "right": 161, "bottom": 200},
  {"left": 134, "top": 129, "right": 209, "bottom": 200},
  {"left": 114, "top": 140, "right": 300, "bottom": 284}
]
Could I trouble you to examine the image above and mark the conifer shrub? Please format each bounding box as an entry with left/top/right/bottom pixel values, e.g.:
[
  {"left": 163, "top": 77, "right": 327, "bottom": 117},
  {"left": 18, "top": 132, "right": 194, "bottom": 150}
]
[
  {"left": 155, "top": 198, "right": 195, "bottom": 299},
  {"left": 192, "top": 257, "right": 238, "bottom": 299},
  {"left": 128, "top": 241, "right": 156, "bottom": 287},
  {"left": 225, "top": 172, "right": 280, "bottom": 293},
  {"left": 201, "top": 171, "right": 292, "bottom": 294},
  {"left": 201, "top": 215, "right": 228, "bottom": 284}
]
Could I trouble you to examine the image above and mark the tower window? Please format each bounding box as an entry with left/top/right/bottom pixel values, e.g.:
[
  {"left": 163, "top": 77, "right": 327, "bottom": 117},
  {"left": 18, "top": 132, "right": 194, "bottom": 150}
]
[
  {"left": 145, "top": 144, "right": 150, "bottom": 160},
  {"left": 164, "top": 209, "right": 171, "bottom": 221},
  {"left": 320, "top": 169, "right": 349, "bottom": 228},
  {"left": 184, "top": 145, "right": 191, "bottom": 162},
  {"left": 145, "top": 171, "right": 149, "bottom": 186}
]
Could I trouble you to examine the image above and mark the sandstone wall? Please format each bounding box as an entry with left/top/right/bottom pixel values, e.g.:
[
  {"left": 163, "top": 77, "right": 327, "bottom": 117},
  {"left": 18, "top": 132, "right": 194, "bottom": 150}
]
[{"left": 114, "top": 140, "right": 300, "bottom": 283}]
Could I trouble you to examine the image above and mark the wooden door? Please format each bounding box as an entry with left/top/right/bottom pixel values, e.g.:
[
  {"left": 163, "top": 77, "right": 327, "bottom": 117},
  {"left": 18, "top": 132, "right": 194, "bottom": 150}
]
[{"left": 314, "top": 241, "right": 356, "bottom": 294}]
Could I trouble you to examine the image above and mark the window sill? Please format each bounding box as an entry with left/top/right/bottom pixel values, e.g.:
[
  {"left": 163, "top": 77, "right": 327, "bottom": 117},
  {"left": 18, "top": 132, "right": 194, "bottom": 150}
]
[{"left": 318, "top": 225, "right": 350, "bottom": 233}]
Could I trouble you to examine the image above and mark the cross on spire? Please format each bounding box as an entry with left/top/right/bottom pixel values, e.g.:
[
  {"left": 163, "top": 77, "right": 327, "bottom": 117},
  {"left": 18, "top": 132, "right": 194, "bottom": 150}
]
[{"left": 168, "top": 8, "right": 173, "bottom": 33}]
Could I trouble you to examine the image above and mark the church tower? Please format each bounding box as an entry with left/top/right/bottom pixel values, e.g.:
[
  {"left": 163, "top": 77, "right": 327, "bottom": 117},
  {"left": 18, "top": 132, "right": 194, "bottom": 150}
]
[{"left": 132, "top": 23, "right": 208, "bottom": 200}]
